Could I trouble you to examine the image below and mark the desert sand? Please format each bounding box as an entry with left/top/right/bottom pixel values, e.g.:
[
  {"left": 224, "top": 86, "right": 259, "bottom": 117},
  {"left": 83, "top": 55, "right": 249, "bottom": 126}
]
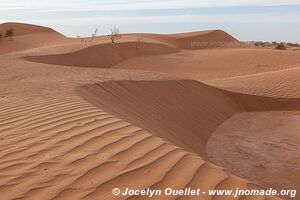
[{"left": 0, "top": 22, "right": 299, "bottom": 200}]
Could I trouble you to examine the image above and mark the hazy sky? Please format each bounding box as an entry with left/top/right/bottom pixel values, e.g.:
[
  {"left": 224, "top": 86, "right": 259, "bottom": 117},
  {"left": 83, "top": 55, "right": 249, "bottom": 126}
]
[{"left": 0, "top": 0, "right": 300, "bottom": 42}]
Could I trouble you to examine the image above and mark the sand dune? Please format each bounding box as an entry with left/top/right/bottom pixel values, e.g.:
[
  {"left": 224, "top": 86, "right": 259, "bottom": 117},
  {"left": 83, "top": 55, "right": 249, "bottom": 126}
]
[
  {"left": 22, "top": 29, "right": 240, "bottom": 68},
  {"left": 114, "top": 48, "right": 300, "bottom": 98},
  {"left": 0, "top": 96, "right": 279, "bottom": 200},
  {"left": 0, "top": 22, "right": 299, "bottom": 200},
  {"left": 0, "top": 22, "right": 63, "bottom": 37},
  {"left": 207, "top": 67, "right": 300, "bottom": 98},
  {"left": 78, "top": 80, "right": 300, "bottom": 157},
  {"left": 78, "top": 80, "right": 300, "bottom": 200},
  {"left": 0, "top": 23, "right": 65, "bottom": 54},
  {"left": 115, "top": 48, "right": 300, "bottom": 81},
  {"left": 129, "top": 29, "right": 239, "bottom": 49},
  {"left": 24, "top": 42, "right": 178, "bottom": 68},
  {"left": 78, "top": 80, "right": 242, "bottom": 156}
]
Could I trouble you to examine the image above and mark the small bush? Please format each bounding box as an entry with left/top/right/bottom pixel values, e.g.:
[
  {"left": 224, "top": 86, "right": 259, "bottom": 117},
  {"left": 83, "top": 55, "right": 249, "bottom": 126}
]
[
  {"left": 5, "top": 26, "right": 15, "bottom": 41},
  {"left": 89, "top": 28, "right": 98, "bottom": 42},
  {"left": 109, "top": 26, "right": 121, "bottom": 44},
  {"left": 274, "top": 42, "right": 286, "bottom": 50}
]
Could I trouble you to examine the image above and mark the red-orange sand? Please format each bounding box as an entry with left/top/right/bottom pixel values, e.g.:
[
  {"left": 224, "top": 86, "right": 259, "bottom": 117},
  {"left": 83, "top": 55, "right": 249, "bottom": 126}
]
[{"left": 0, "top": 22, "right": 299, "bottom": 200}]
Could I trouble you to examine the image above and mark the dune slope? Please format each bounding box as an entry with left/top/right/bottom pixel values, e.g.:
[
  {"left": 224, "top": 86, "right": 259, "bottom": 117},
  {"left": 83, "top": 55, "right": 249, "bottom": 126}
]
[
  {"left": 24, "top": 42, "right": 178, "bottom": 68},
  {"left": 115, "top": 48, "right": 300, "bottom": 83},
  {"left": 207, "top": 67, "right": 300, "bottom": 98},
  {"left": 78, "top": 80, "right": 300, "bottom": 157}
]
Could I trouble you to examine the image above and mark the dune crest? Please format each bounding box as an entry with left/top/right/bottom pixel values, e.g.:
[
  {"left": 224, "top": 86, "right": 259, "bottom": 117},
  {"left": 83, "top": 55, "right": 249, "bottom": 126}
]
[
  {"left": 131, "top": 29, "right": 239, "bottom": 49},
  {"left": 0, "top": 22, "right": 63, "bottom": 36}
]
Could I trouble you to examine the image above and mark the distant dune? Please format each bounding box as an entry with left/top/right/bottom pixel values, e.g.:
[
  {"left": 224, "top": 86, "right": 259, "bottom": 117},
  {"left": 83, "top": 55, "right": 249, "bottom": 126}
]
[
  {"left": 0, "top": 22, "right": 65, "bottom": 54},
  {"left": 22, "top": 30, "right": 239, "bottom": 68},
  {"left": 130, "top": 29, "right": 239, "bottom": 49},
  {"left": 24, "top": 42, "right": 178, "bottom": 68},
  {"left": 0, "top": 22, "right": 63, "bottom": 36}
]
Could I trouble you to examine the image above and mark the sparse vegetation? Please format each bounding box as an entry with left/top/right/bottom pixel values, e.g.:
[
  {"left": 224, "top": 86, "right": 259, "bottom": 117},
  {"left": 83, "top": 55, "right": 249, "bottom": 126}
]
[
  {"left": 89, "top": 28, "right": 98, "bottom": 42},
  {"left": 253, "top": 41, "right": 290, "bottom": 50},
  {"left": 109, "top": 26, "right": 121, "bottom": 44},
  {"left": 253, "top": 41, "right": 272, "bottom": 47},
  {"left": 273, "top": 42, "right": 286, "bottom": 50},
  {"left": 272, "top": 41, "right": 277, "bottom": 47},
  {"left": 287, "top": 42, "right": 300, "bottom": 47},
  {"left": 5, "top": 26, "right": 15, "bottom": 41}
]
